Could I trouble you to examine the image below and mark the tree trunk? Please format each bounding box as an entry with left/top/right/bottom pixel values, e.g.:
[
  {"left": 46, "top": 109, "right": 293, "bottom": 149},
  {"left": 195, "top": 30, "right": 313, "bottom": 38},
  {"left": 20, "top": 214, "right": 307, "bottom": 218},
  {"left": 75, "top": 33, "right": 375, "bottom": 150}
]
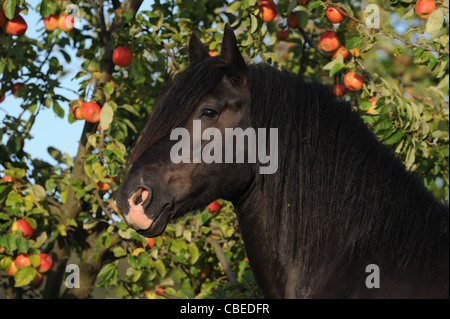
[{"left": 42, "top": 0, "right": 144, "bottom": 299}]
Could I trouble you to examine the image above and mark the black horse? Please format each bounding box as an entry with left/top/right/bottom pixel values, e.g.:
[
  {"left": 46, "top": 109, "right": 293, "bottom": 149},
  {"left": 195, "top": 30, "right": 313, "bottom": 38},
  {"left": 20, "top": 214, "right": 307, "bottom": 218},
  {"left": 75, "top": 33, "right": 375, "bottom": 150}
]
[{"left": 116, "top": 25, "right": 449, "bottom": 298}]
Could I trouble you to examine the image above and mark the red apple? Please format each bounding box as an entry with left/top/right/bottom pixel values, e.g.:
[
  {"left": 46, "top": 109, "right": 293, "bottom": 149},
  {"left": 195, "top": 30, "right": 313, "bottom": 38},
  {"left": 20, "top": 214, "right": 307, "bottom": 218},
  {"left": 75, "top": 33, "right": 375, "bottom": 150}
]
[
  {"left": 258, "top": 0, "right": 278, "bottom": 22},
  {"left": 319, "top": 30, "right": 340, "bottom": 52},
  {"left": 96, "top": 177, "right": 114, "bottom": 192},
  {"left": 332, "top": 45, "right": 350, "bottom": 60},
  {"left": 37, "top": 253, "right": 53, "bottom": 273},
  {"left": 277, "top": 30, "right": 289, "bottom": 41},
  {"left": 334, "top": 84, "right": 346, "bottom": 97},
  {"left": 71, "top": 99, "right": 83, "bottom": 120},
  {"left": 8, "top": 261, "right": 18, "bottom": 276},
  {"left": 415, "top": 0, "right": 436, "bottom": 19},
  {"left": 367, "top": 98, "right": 377, "bottom": 114},
  {"left": 4, "top": 14, "right": 27, "bottom": 36},
  {"left": 112, "top": 46, "right": 133, "bottom": 67},
  {"left": 344, "top": 72, "right": 364, "bottom": 91},
  {"left": 208, "top": 200, "right": 223, "bottom": 213},
  {"left": 11, "top": 82, "right": 25, "bottom": 96},
  {"left": 58, "top": 14, "right": 74, "bottom": 31},
  {"left": 156, "top": 286, "right": 165, "bottom": 296},
  {"left": 31, "top": 272, "right": 43, "bottom": 288},
  {"left": 81, "top": 101, "right": 101, "bottom": 123},
  {"left": 145, "top": 237, "right": 155, "bottom": 249},
  {"left": 2, "top": 175, "right": 16, "bottom": 182},
  {"left": 326, "top": 6, "right": 345, "bottom": 23},
  {"left": 43, "top": 14, "right": 58, "bottom": 31},
  {"left": 12, "top": 219, "right": 36, "bottom": 238},
  {"left": 287, "top": 12, "right": 299, "bottom": 28},
  {"left": 14, "top": 254, "right": 31, "bottom": 268}
]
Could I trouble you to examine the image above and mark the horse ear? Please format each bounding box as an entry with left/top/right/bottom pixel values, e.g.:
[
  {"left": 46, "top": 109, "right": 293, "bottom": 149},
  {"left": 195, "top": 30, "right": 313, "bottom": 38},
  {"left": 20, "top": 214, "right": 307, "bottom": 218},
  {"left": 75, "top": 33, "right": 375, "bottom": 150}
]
[
  {"left": 219, "top": 24, "right": 248, "bottom": 83},
  {"left": 189, "top": 32, "right": 209, "bottom": 64}
]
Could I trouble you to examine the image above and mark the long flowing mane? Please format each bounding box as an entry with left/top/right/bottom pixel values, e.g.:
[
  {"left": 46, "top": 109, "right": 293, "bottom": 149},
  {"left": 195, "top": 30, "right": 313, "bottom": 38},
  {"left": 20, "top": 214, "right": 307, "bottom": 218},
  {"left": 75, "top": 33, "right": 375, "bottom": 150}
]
[
  {"left": 128, "top": 56, "right": 448, "bottom": 279},
  {"left": 248, "top": 63, "right": 448, "bottom": 279}
]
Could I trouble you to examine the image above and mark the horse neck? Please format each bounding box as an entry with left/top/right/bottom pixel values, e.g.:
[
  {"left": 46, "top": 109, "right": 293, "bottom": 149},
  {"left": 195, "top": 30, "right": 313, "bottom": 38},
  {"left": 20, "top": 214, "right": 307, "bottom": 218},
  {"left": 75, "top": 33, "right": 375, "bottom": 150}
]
[{"left": 233, "top": 112, "right": 448, "bottom": 297}]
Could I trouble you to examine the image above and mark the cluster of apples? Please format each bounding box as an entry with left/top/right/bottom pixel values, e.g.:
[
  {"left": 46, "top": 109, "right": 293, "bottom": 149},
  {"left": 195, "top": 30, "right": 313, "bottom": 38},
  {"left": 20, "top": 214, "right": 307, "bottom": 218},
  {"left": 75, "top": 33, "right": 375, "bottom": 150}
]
[
  {"left": 43, "top": 13, "right": 74, "bottom": 32},
  {"left": 3, "top": 219, "right": 53, "bottom": 288},
  {"left": 0, "top": 3, "right": 27, "bottom": 36},
  {"left": 71, "top": 99, "right": 102, "bottom": 123},
  {"left": 70, "top": 46, "right": 132, "bottom": 123}
]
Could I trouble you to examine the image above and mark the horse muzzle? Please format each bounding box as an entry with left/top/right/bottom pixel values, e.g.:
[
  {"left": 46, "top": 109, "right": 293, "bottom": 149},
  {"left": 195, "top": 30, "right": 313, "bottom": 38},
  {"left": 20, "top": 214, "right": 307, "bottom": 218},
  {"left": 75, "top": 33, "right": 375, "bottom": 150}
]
[{"left": 125, "top": 186, "right": 154, "bottom": 230}]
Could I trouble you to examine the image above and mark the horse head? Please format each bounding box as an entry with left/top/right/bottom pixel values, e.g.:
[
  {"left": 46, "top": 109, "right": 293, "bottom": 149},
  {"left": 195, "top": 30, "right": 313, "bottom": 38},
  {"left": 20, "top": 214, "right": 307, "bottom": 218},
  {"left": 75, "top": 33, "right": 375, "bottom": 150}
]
[{"left": 116, "top": 25, "right": 254, "bottom": 238}]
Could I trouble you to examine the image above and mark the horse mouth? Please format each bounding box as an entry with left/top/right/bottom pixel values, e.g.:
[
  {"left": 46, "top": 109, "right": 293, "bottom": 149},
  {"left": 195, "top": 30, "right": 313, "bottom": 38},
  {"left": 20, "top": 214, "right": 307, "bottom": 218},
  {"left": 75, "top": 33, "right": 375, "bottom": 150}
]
[{"left": 135, "top": 202, "right": 175, "bottom": 238}]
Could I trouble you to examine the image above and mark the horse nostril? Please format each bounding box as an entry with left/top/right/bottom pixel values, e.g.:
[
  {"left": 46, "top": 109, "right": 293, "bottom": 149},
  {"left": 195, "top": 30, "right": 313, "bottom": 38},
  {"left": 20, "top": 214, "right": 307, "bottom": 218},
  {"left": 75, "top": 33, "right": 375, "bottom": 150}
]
[{"left": 129, "top": 186, "right": 152, "bottom": 208}]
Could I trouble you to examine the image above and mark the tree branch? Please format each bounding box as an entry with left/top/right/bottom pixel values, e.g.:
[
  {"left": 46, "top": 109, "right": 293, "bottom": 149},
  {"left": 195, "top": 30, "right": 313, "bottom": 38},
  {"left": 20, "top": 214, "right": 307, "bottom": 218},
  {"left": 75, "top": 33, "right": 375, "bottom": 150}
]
[
  {"left": 207, "top": 236, "right": 237, "bottom": 284},
  {"left": 45, "top": 0, "right": 144, "bottom": 298},
  {"left": 296, "top": 25, "right": 330, "bottom": 60},
  {"left": 162, "top": 43, "right": 181, "bottom": 71}
]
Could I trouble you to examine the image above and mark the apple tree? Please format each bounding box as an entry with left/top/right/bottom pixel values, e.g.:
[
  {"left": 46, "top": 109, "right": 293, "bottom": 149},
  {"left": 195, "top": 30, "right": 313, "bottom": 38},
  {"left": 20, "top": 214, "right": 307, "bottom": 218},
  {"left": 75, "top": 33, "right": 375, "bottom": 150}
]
[{"left": 0, "top": 0, "right": 448, "bottom": 299}]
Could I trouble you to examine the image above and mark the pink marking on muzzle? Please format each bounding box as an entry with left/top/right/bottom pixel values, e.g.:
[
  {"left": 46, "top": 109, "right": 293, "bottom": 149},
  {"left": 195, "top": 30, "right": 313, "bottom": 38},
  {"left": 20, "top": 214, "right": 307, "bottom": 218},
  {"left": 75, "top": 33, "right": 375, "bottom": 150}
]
[{"left": 126, "top": 188, "right": 153, "bottom": 230}]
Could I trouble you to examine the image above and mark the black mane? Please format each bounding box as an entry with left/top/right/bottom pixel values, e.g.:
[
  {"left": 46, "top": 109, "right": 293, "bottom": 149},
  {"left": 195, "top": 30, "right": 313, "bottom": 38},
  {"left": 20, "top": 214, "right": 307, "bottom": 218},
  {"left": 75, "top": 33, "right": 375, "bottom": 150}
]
[
  {"left": 248, "top": 63, "right": 448, "bottom": 278},
  {"left": 129, "top": 57, "right": 448, "bottom": 278}
]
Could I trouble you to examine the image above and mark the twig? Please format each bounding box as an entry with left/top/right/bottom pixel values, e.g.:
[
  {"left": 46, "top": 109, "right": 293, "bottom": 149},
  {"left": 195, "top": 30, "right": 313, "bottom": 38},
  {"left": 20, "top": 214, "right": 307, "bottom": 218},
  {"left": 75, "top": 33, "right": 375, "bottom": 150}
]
[
  {"left": 206, "top": 236, "right": 237, "bottom": 284},
  {"left": 95, "top": 190, "right": 117, "bottom": 226},
  {"left": 327, "top": 1, "right": 448, "bottom": 56},
  {"left": 296, "top": 25, "right": 330, "bottom": 60},
  {"left": 354, "top": 57, "right": 381, "bottom": 98},
  {"left": 391, "top": 34, "right": 449, "bottom": 56},
  {"left": 163, "top": 43, "right": 181, "bottom": 71}
]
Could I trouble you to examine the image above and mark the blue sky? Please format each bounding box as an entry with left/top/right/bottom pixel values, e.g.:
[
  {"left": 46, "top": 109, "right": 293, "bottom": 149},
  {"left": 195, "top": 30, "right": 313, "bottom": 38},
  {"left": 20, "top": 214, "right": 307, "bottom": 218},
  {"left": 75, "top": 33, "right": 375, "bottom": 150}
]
[{"left": 1, "top": 1, "right": 153, "bottom": 167}]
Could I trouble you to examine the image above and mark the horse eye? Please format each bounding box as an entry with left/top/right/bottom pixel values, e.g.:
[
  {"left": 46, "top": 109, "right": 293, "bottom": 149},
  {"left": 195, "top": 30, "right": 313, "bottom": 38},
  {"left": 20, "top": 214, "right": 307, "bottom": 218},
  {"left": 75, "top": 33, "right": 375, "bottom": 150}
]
[{"left": 200, "top": 108, "right": 218, "bottom": 119}]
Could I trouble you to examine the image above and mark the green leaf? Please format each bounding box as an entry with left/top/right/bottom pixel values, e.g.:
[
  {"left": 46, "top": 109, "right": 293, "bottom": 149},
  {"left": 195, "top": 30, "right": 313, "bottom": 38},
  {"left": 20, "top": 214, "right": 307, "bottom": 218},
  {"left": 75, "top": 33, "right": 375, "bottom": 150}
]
[
  {"left": 97, "top": 262, "right": 118, "bottom": 287},
  {"left": 3, "top": 0, "right": 17, "bottom": 20},
  {"left": 155, "top": 259, "right": 166, "bottom": 277},
  {"left": 250, "top": 14, "right": 258, "bottom": 34},
  {"left": 425, "top": 9, "right": 444, "bottom": 36},
  {"left": 189, "top": 243, "right": 199, "bottom": 264},
  {"left": 26, "top": 184, "right": 47, "bottom": 202},
  {"left": 121, "top": 118, "right": 137, "bottom": 134},
  {"left": 287, "top": 0, "right": 298, "bottom": 15},
  {"left": 346, "top": 35, "right": 364, "bottom": 50},
  {"left": 14, "top": 266, "right": 37, "bottom": 287},
  {"left": 226, "top": 1, "right": 241, "bottom": 14},
  {"left": 323, "top": 54, "right": 344, "bottom": 77},
  {"left": 405, "top": 147, "right": 416, "bottom": 170},
  {"left": 308, "top": 0, "right": 323, "bottom": 11},
  {"left": 103, "top": 82, "right": 115, "bottom": 96},
  {"left": 30, "top": 232, "right": 47, "bottom": 249},
  {"left": 384, "top": 130, "right": 404, "bottom": 145},
  {"left": 100, "top": 102, "right": 114, "bottom": 130},
  {"left": 39, "top": 0, "right": 57, "bottom": 17},
  {"left": 0, "top": 256, "right": 12, "bottom": 272},
  {"left": 52, "top": 101, "right": 65, "bottom": 119},
  {"left": 329, "top": 63, "right": 345, "bottom": 77},
  {"left": 298, "top": 11, "right": 309, "bottom": 28},
  {"left": 428, "top": 53, "right": 438, "bottom": 69},
  {"left": 29, "top": 254, "right": 41, "bottom": 268},
  {"left": 113, "top": 246, "right": 127, "bottom": 258},
  {"left": 16, "top": 236, "right": 29, "bottom": 254},
  {"left": 119, "top": 104, "right": 140, "bottom": 117}
]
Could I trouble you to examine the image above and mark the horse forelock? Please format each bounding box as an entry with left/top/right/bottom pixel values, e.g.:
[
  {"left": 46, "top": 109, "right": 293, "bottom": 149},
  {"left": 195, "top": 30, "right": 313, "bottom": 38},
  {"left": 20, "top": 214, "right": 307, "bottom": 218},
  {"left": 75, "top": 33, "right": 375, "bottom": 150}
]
[{"left": 126, "top": 57, "right": 224, "bottom": 167}]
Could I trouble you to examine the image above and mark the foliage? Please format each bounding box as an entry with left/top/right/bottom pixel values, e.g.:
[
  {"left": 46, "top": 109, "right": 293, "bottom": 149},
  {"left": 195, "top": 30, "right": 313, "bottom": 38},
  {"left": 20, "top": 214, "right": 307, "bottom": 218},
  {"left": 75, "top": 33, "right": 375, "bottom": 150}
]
[{"left": 0, "top": 0, "right": 448, "bottom": 298}]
